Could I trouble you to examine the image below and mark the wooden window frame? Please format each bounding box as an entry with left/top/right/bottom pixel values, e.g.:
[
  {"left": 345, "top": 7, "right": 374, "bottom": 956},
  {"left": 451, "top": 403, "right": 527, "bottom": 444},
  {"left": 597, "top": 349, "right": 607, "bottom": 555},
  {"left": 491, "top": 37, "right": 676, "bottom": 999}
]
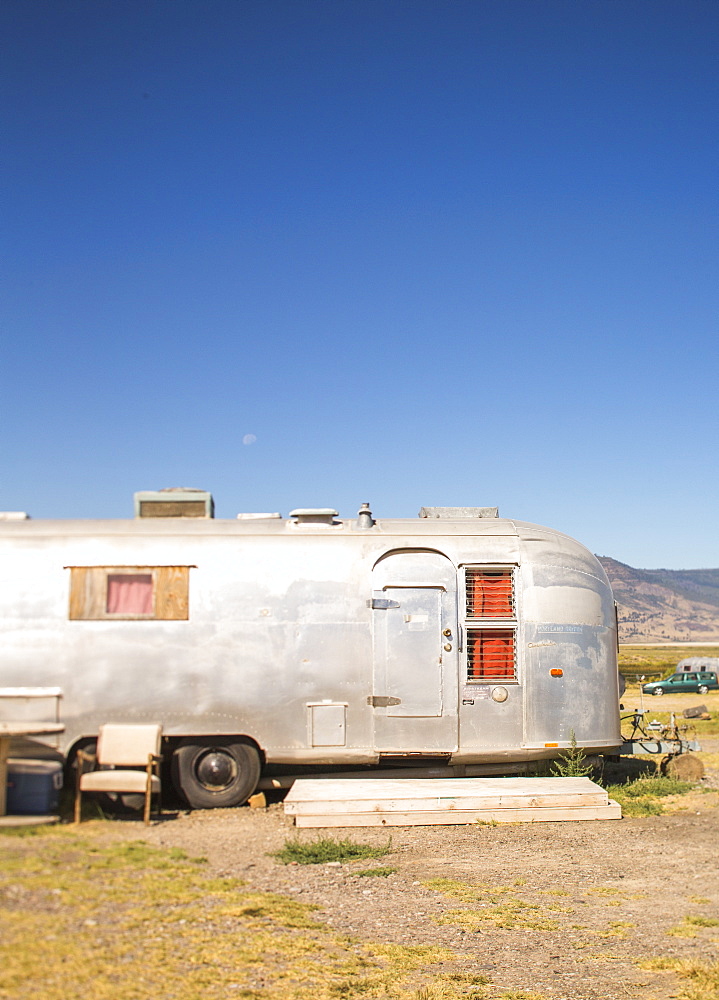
[{"left": 67, "top": 566, "right": 192, "bottom": 621}]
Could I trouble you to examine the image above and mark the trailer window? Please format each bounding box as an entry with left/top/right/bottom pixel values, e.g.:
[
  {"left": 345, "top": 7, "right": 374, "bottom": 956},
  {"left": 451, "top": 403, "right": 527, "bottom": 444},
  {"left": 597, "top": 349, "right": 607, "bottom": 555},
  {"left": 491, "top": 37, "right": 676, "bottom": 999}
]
[
  {"left": 67, "top": 566, "right": 191, "bottom": 620},
  {"left": 466, "top": 629, "right": 516, "bottom": 681},
  {"left": 463, "top": 566, "right": 518, "bottom": 684},
  {"left": 465, "top": 568, "right": 514, "bottom": 618}
]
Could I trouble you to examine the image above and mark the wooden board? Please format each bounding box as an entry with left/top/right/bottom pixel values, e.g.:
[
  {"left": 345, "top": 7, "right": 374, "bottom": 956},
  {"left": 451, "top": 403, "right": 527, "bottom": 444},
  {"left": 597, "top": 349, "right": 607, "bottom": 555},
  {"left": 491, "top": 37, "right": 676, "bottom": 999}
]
[
  {"left": 292, "top": 801, "right": 622, "bottom": 827},
  {"left": 284, "top": 776, "right": 622, "bottom": 827}
]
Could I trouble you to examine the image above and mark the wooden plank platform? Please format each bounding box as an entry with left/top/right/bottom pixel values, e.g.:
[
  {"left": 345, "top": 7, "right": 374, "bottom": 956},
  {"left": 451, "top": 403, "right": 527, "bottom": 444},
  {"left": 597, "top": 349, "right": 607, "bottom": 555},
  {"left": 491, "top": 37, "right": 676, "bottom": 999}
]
[{"left": 284, "top": 776, "right": 622, "bottom": 827}]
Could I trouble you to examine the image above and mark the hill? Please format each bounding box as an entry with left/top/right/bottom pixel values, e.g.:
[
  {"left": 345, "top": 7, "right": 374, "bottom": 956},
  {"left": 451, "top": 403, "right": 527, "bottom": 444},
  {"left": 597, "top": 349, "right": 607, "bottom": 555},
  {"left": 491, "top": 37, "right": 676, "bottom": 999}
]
[{"left": 597, "top": 557, "right": 719, "bottom": 643}]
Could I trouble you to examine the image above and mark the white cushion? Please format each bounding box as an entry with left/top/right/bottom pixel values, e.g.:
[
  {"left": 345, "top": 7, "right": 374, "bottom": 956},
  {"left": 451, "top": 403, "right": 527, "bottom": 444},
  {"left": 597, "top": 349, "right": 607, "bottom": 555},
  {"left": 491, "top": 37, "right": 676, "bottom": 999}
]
[{"left": 80, "top": 770, "right": 161, "bottom": 794}]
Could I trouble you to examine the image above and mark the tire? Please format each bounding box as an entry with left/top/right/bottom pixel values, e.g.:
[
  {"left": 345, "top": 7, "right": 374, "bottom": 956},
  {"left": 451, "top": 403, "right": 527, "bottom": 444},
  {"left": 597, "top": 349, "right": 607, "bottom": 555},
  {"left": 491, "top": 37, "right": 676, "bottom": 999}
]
[
  {"left": 652, "top": 688, "right": 664, "bottom": 696},
  {"left": 698, "top": 685, "right": 709, "bottom": 695},
  {"left": 171, "top": 739, "right": 261, "bottom": 809}
]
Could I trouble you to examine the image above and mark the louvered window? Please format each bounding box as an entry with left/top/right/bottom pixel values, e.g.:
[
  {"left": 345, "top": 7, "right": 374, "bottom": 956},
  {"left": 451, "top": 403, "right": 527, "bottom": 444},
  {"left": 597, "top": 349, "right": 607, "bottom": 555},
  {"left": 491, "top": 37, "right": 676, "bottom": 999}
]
[
  {"left": 464, "top": 566, "right": 518, "bottom": 683},
  {"left": 465, "top": 568, "right": 514, "bottom": 618},
  {"left": 466, "top": 629, "right": 516, "bottom": 681}
]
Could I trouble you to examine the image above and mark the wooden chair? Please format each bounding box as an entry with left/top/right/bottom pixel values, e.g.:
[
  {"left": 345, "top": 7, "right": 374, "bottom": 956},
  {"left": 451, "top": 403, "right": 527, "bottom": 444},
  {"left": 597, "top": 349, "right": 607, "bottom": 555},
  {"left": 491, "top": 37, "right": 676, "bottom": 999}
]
[{"left": 74, "top": 724, "right": 162, "bottom": 825}]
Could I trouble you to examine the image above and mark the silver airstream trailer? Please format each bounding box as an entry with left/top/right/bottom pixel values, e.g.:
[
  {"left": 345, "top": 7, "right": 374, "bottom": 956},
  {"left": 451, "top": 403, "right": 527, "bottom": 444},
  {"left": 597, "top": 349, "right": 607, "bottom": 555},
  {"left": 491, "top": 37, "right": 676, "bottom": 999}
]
[{"left": 0, "top": 492, "right": 621, "bottom": 808}]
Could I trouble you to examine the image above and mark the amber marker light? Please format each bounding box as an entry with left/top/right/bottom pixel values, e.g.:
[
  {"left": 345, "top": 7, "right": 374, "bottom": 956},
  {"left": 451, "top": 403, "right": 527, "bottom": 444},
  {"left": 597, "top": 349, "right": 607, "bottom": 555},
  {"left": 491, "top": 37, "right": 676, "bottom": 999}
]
[
  {"left": 545, "top": 742, "right": 559, "bottom": 747},
  {"left": 550, "top": 669, "right": 564, "bottom": 677}
]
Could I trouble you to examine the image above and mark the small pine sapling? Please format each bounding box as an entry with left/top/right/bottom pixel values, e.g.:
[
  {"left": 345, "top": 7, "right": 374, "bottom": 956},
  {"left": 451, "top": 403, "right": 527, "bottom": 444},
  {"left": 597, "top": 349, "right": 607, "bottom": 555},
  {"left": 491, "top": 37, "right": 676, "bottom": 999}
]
[{"left": 551, "top": 729, "right": 593, "bottom": 777}]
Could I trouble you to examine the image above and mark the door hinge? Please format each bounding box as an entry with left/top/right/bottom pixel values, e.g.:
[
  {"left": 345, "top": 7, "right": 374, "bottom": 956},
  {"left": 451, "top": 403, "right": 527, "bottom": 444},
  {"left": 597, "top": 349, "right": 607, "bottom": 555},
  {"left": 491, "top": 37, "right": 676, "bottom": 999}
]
[
  {"left": 368, "top": 598, "right": 400, "bottom": 609},
  {"left": 367, "top": 695, "right": 402, "bottom": 707}
]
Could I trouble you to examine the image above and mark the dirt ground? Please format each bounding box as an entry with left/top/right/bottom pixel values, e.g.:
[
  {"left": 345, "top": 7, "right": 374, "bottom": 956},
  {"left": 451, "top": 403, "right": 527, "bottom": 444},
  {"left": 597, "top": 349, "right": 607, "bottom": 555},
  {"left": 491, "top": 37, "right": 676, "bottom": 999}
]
[{"left": 111, "top": 740, "right": 719, "bottom": 1000}]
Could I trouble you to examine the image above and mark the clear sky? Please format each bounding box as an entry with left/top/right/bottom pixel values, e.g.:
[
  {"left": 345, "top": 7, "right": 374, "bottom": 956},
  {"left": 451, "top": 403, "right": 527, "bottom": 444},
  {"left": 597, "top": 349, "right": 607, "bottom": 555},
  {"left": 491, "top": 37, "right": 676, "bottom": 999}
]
[{"left": 2, "top": 0, "right": 717, "bottom": 570}]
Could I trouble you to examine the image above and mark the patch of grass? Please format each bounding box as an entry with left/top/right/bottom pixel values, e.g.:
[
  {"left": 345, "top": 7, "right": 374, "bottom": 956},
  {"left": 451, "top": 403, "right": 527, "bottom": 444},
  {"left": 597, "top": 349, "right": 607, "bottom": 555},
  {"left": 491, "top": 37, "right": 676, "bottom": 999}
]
[
  {"left": 424, "top": 879, "right": 558, "bottom": 932},
  {"left": 423, "top": 878, "right": 520, "bottom": 902},
  {"left": 610, "top": 794, "right": 664, "bottom": 817},
  {"left": 605, "top": 774, "right": 696, "bottom": 816},
  {"left": 685, "top": 915, "right": 719, "bottom": 927},
  {"left": 496, "top": 993, "right": 546, "bottom": 1000},
  {"left": 640, "top": 957, "right": 719, "bottom": 1000},
  {"left": 668, "top": 914, "right": 719, "bottom": 937},
  {"left": 599, "top": 921, "right": 634, "bottom": 939},
  {"left": 423, "top": 878, "right": 482, "bottom": 903},
  {"left": 436, "top": 902, "right": 559, "bottom": 933},
  {"left": 667, "top": 923, "right": 700, "bottom": 938},
  {"left": 586, "top": 886, "right": 645, "bottom": 900},
  {"left": 0, "top": 827, "right": 481, "bottom": 1000},
  {"left": 270, "top": 836, "right": 391, "bottom": 866},
  {"left": 355, "top": 866, "right": 397, "bottom": 878},
  {"left": 688, "top": 896, "right": 711, "bottom": 905},
  {"left": 414, "top": 971, "right": 492, "bottom": 999},
  {"left": 622, "top": 775, "right": 695, "bottom": 796}
]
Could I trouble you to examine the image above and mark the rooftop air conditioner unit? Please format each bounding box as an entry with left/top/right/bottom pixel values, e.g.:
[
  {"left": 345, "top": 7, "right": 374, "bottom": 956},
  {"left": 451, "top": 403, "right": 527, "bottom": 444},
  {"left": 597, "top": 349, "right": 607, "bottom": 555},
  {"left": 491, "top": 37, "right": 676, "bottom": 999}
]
[{"left": 134, "top": 488, "right": 214, "bottom": 519}]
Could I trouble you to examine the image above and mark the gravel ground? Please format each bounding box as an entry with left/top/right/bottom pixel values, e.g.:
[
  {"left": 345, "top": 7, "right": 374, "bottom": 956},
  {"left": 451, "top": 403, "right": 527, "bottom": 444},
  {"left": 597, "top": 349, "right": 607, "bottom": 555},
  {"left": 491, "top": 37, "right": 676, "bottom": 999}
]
[{"left": 116, "top": 745, "right": 719, "bottom": 1000}]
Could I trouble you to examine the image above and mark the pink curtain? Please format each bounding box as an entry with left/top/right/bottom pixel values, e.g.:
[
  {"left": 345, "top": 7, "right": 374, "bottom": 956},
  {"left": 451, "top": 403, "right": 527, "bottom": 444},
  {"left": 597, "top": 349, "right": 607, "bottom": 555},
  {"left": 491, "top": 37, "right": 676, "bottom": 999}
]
[{"left": 106, "top": 574, "right": 153, "bottom": 615}]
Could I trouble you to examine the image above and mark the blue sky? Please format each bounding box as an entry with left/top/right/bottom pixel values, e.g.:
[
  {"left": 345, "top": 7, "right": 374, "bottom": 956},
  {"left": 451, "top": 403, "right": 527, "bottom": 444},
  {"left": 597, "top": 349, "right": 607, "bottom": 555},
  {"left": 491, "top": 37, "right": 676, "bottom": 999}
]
[{"left": 2, "top": 0, "right": 717, "bottom": 569}]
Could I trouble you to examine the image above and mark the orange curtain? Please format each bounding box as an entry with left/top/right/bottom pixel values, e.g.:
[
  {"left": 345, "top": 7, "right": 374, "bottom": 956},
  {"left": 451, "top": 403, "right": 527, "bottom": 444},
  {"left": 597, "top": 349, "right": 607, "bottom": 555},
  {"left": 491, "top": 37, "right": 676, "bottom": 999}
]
[
  {"left": 468, "top": 571, "right": 513, "bottom": 617},
  {"left": 469, "top": 630, "right": 515, "bottom": 679}
]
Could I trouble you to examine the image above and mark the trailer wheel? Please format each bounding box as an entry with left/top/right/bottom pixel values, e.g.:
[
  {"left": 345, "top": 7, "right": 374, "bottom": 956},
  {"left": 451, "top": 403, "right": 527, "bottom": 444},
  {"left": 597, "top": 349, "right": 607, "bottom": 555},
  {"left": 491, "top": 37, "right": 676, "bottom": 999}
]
[{"left": 171, "top": 739, "right": 261, "bottom": 809}]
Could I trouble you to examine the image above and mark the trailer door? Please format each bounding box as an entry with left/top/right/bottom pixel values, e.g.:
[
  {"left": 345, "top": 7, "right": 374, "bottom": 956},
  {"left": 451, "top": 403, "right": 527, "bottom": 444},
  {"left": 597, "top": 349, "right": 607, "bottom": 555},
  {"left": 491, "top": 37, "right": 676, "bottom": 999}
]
[{"left": 371, "top": 550, "right": 458, "bottom": 752}]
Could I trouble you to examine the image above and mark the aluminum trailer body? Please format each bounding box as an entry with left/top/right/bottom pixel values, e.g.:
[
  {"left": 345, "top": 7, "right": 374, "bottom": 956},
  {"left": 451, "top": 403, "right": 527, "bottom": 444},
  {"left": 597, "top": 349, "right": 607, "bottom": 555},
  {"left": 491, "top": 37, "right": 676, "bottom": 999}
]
[{"left": 0, "top": 503, "right": 621, "bottom": 807}]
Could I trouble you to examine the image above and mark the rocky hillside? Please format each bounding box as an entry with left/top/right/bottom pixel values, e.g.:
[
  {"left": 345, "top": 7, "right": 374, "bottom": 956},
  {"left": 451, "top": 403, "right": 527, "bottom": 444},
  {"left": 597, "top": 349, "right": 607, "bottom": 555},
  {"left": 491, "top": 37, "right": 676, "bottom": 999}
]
[{"left": 597, "top": 557, "right": 719, "bottom": 643}]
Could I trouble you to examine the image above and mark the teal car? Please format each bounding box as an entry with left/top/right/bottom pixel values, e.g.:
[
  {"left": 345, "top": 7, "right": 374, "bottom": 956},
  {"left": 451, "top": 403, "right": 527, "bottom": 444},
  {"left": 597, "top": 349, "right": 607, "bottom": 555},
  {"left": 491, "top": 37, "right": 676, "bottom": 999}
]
[{"left": 642, "top": 671, "right": 719, "bottom": 696}]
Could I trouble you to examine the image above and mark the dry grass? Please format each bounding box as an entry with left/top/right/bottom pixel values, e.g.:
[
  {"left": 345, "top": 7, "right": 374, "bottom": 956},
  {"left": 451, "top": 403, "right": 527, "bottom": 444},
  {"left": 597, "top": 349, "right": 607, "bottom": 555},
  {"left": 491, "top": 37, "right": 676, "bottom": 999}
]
[
  {"left": 423, "top": 879, "right": 559, "bottom": 932},
  {"left": 640, "top": 957, "right": 719, "bottom": 999},
  {"left": 0, "top": 825, "right": 458, "bottom": 1000}
]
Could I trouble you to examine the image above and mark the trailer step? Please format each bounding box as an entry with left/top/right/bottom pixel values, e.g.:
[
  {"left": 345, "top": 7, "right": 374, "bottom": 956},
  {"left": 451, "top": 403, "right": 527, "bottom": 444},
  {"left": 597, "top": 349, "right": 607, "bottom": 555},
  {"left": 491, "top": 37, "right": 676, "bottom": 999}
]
[{"left": 284, "top": 776, "right": 622, "bottom": 827}]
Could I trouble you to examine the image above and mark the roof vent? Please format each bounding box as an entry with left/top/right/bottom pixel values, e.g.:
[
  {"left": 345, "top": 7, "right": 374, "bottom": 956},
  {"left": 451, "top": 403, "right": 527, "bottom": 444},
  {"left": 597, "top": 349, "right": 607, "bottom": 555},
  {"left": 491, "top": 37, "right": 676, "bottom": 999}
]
[
  {"left": 236, "top": 512, "right": 282, "bottom": 520},
  {"left": 289, "top": 508, "right": 339, "bottom": 526},
  {"left": 419, "top": 507, "right": 499, "bottom": 519},
  {"left": 134, "top": 488, "right": 214, "bottom": 519}
]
